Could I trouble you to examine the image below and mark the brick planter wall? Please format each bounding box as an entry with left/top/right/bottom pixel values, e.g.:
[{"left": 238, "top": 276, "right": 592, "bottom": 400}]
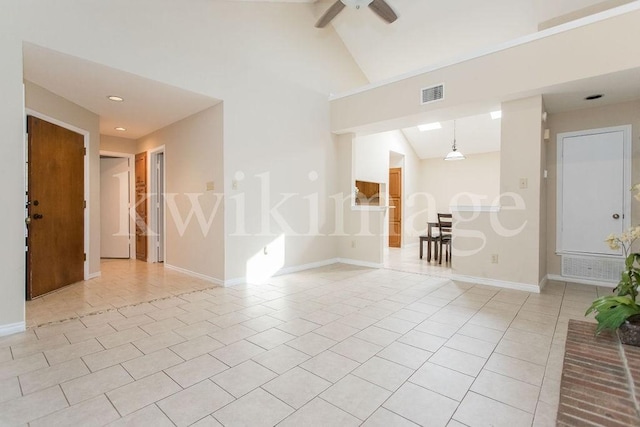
[{"left": 558, "top": 320, "right": 640, "bottom": 426}]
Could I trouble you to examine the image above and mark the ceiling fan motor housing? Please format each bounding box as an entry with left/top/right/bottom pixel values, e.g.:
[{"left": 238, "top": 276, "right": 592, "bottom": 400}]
[{"left": 341, "top": 0, "right": 374, "bottom": 9}]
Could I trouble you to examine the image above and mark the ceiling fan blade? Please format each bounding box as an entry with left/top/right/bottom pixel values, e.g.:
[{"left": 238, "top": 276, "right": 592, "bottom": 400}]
[
  {"left": 368, "top": 0, "right": 398, "bottom": 24},
  {"left": 315, "top": 0, "right": 346, "bottom": 28}
]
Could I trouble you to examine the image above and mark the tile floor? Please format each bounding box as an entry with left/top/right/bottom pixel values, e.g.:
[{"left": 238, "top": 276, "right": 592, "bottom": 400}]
[{"left": 3, "top": 252, "right": 612, "bottom": 426}]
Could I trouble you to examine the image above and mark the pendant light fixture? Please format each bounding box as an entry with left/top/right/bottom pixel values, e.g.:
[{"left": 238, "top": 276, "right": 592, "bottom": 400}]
[{"left": 444, "top": 119, "right": 465, "bottom": 161}]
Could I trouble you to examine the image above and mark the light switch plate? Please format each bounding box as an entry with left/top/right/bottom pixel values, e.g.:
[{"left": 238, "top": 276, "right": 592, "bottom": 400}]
[{"left": 206, "top": 181, "right": 215, "bottom": 191}]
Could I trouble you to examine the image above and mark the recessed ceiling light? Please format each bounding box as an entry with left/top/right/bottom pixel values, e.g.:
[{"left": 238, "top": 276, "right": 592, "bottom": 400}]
[
  {"left": 108, "top": 95, "right": 124, "bottom": 102},
  {"left": 418, "top": 122, "right": 442, "bottom": 132},
  {"left": 585, "top": 94, "right": 604, "bottom": 100},
  {"left": 490, "top": 110, "right": 502, "bottom": 120},
  {"left": 115, "top": 127, "right": 126, "bottom": 132}
]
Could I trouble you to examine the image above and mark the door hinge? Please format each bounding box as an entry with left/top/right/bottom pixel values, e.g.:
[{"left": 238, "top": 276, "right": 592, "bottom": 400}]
[
  {"left": 83, "top": 147, "right": 87, "bottom": 156},
  {"left": 83, "top": 253, "right": 86, "bottom": 261},
  {"left": 83, "top": 200, "right": 87, "bottom": 209}
]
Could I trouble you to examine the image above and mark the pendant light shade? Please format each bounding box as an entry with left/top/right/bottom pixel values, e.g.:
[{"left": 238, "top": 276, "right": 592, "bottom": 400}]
[{"left": 444, "top": 120, "right": 465, "bottom": 161}]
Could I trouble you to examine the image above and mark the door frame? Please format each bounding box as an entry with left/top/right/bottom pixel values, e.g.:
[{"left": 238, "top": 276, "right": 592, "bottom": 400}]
[
  {"left": 556, "top": 124, "right": 632, "bottom": 257},
  {"left": 25, "top": 109, "right": 91, "bottom": 280},
  {"left": 148, "top": 146, "right": 166, "bottom": 263},
  {"left": 100, "top": 150, "right": 135, "bottom": 259}
]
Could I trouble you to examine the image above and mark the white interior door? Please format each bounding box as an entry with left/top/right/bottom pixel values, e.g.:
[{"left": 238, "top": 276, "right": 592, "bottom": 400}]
[
  {"left": 558, "top": 127, "right": 629, "bottom": 256},
  {"left": 100, "top": 157, "right": 130, "bottom": 258}
]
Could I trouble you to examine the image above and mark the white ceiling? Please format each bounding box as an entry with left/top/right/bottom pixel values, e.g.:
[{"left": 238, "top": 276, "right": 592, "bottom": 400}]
[
  {"left": 23, "top": 43, "right": 219, "bottom": 140},
  {"left": 20, "top": 0, "right": 640, "bottom": 145}
]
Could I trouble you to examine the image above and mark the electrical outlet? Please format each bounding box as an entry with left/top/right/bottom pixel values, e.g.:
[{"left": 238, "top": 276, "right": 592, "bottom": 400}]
[
  {"left": 263, "top": 246, "right": 268, "bottom": 255},
  {"left": 519, "top": 178, "right": 528, "bottom": 189},
  {"left": 206, "top": 181, "right": 215, "bottom": 191},
  {"left": 351, "top": 240, "right": 356, "bottom": 248},
  {"left": 491, "top": 254, "right": 499, "bottom": 264}
]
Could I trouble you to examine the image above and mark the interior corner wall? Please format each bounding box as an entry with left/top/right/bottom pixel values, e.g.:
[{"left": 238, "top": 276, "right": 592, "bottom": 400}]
[
  {"left": 546, "top": 100, "right": 640, "bottom": 276},
  {"left": 454, "top": 96, "right": 544, "bottom": 289},
  {"left": 24, "top": 81, "right": 101, "bottom": 278},
  {"left": 100, "top": 135, "right": 138, "bottom": 155},
  {"left": 0, "top": 36, "right": 27, "bottom": 332},
  {"left": 137, "top": 104, "right": 224, "bottom": 283},
  {"left": 420, "top": 151, "right": 501, "bottom": 221}
]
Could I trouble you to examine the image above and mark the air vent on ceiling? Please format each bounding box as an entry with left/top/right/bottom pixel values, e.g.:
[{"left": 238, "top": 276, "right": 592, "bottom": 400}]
[{"left": 421, "top": 84, "right": 444, "bottom": 105}]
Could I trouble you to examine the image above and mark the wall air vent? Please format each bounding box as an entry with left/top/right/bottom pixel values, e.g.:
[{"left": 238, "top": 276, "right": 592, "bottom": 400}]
[
  {"left": 561, "top": 255, "right": 623, "bottom": 283},
  {"left": 421, "top": 84, "right": 444, "bottom": 105}
]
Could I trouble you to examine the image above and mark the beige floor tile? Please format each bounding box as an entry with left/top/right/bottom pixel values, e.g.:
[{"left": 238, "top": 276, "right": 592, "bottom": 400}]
[
  {"left": 132, "top": 331, "right": 185, "bottom": 354},
  {"left": 494, "top": 339, "right": 550, "bottom": 366},
  {"left": 173, "top": 320, "right": 221, "bottom": 340},
  {"left": 210, "top": 324, "right": 257, "bottom": 345},
  {"left": 165, "top": 354, "right": 229, "bottom": 388},
  {"left": 362, "top": 408, "right": 419, "bottom": 426},
  {"left": 263, "top": 367, "right": 331, "bottom": 409},
  {"left": 354, "top": 326, "right": 401, "bottom": 347},
  {"left": 320, "top": 374, "right": 391, "bottom": 420},
  {"left": 83, "top": 342, "right": 142, "bottom": 372},
  {"left": 331, "top": 336, "right": 383, "bottom": 363},
  {"left": 97, "top": 327, "right": 149, "bottom": 350},
  {"left": 409, "top": 362, "right": 474, "bottom": 401},
  {"left": 278, "top": 397, "right": 360, "bottom": 427},
  {"left": 19, "top": 358, "right": 90, "bottom": 395},
  {"left": 251, "top": 344, "right": 310, "bottom": 374},
  {"left": 64, "top": 323, "right": 117, "bottom": 344},
  {"left": 190, "top": 415, "right": 224, "bottom": 427},
  {"left": 157, "top": 379, "right": 234, "bottom": 427},
  {"left": 169, "top": 335, "right": 224, "bottom": 360},
  {"left": 456, "top": 323, "right": 504, "bottom": 344},
  {"left": 539, "top": 376, "right": 561, "bottom": 405},
  {"left": 210, "top": 339, "right": 265, "bottom": 366},
  {"left": 108, "top": 403, "right": 175, "bottom": 427},
  {"left": 484, "top": 352, "right": 545, "bottom": 386},
  {"left": 0, "top": 385, "right": 68, "bottom": 425},
  {"left": 299, "top": 350, "right": 360, "bottom": 382},
  {"left": 414, "top": 320, "right": 460, "bottom": 338},
  {"left": 445, "top": 334, "right": 497, "bottom": 358},
  {"left": 374, "top": 316, "right": 416, "bottom": 334},
  {"left": 0, "top": 352, "right": 49, "bottom": 381},
  {"left": 140, "top": 317, "right": 187, "bottom": 336},
  {"left": 11, "top": 334, "right": 69, "bottom": 359},
  {"left": 391, "top": 308, "right": 433, "bottom": 324},
  {"left": 44, "top": 338, "right": 103, "bottom": 365},
  {"left": 246, "top": 328, "right": 296, "bottom": 350},
  {"left": 108, "top": 314, "right": 155, "bottom": 332},
  {"left": 314, "top": 322, "right": 360, "bottom": 341},
  {"left": 471, "top": 370, "right": 540, "bottom": 413},
  {"left": 121, "top": 348, "right": 183, "bottom": 379},
  {"left": 453, "top": 392, "right": 533, "bottom": 427},
  {"left": 0, "top": 330, "right": 37, "bottom": 349},
  {"left": 383, "top": 382, "right": 458, "bottom": 427},
  {"left": 336, "top": 313, "right": 378, "bottom": 330},
  {"left": 61, "top": 364, "right": 133, "bottom": 404},
  {"left": 300, "top": 310, "right": 342, "bottom": 326},
  {"left": 33, "top": 319, "right": 87, "bottom": 339},
  {"left": 286, "top": 332, "right": 337, "bottom": 356},
  {"left": 533, "top": 400, "right": 558, "bottom": 427},
  {"left": 377, "top": 341, "right": 432, "bottom": 369},
  {"left": 213, "top": 388, "right": 293, "bottom": 426},
  {"left": 398, "top": 330, "right": 447, "bottom": 352},
  {"left": 107, "top": 372, "right": 181, "bottom": 416},
  {"left": 352, "top": 356, "right": 414, "bottom": 391},
  {"left": 240, "top": 315, "right": 284, "bottom": 333},
  {"left": 0, "top": 377, "right": 22, "bottom": 404},
  {"left": 147, "top": 306, "right": 189, "bottom": 321},
  {"left": 276, "top": 318, "right": 321, "bottom": 336},
  {"left": 429, "top": 347, "right": 487, "bottom": 377},
  {"left": 30, "top": 394, "right": 119, "bottom": 427},
  {"left": 81, "top": 311, "right": 127, "bottom": 328},
  {"left": 212, "top": 360, "right": 276, "bottom": 398},
  {"left": 0, "top": 347, "right": 12, "bottom": 363}
]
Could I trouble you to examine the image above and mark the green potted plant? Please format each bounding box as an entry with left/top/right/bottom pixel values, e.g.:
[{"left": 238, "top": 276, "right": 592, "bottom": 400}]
[{"left": 586, "top": 226, "right": 640, "bottom": 345}]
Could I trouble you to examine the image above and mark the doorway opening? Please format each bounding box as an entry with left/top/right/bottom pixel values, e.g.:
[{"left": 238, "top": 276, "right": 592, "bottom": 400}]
[
  {"left": 149, "top": 148, "right": 166, "bottom": 263},
  {"left": 100, "top": 151, "right": 135, "bottom": 260},
  {"left": 388, "top": 152, "right": 404, "bottom": 248}
]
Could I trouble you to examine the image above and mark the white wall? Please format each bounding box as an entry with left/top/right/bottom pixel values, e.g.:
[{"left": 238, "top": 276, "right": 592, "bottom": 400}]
[
  {"left": 138, "top": 105, "right": 225, "bottom": 283},
  {"left": 420, "top": 151, "right": 501, "bottom": 221},
  {"left": 100, "top": 135, "right": 138, "bottom": 155},
  {"left": 25, "top": 81, "right": 101, "bottom": 277}
]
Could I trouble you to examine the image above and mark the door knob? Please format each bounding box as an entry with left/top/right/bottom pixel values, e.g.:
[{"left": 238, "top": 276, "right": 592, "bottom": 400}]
[
  {"left": 33, "top": 213, "right": 43, "bottom": 220},
  {"left": 613, "top": 213, "right": 620, "bottom": 219}
]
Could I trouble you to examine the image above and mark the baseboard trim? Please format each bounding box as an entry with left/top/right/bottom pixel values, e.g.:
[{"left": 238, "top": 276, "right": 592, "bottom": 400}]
[
  {"left": 87, "top": 271, "right": 101, "bottom": 280},
  {"left": 164, "top": 264, "right": 224, "bottom": 286},
  {"left": 337, "top": 258, "right": 384, "bottom": 269},
  {"left": 539, "top": 275, "right": 549, "bottom": 291},
  {"left": 0, "top": 321, "right": 26, "bottom": 337},
  {"left": 451, "top": 274, "right": 541, "bottom": 294},
  {"left": 224, "top": 258, "right": 341, "bottom": 287},
  {"left": 547, "top": 274, "right": 616, "bottom": 288}
]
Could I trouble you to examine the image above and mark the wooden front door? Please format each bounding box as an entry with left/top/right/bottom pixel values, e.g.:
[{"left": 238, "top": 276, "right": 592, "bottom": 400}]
[
  {"left": 135, "top": 152, "right": 147, "bottom": 261},
  {"left": 27, "top": 116, "right": 84, "bottom": 299},
  {"left": 389, "top": 167, "right": 402, "bottom": 248}
]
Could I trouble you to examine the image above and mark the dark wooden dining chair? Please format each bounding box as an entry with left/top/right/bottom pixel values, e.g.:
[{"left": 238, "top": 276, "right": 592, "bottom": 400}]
[{"left": 437, "top": 213, "right": 452, "bottom": 264}]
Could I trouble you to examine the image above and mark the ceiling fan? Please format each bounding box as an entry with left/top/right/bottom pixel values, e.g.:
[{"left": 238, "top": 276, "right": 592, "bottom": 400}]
[{"left": 316, "top": 0, "right": 398, "bottom": 28}]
